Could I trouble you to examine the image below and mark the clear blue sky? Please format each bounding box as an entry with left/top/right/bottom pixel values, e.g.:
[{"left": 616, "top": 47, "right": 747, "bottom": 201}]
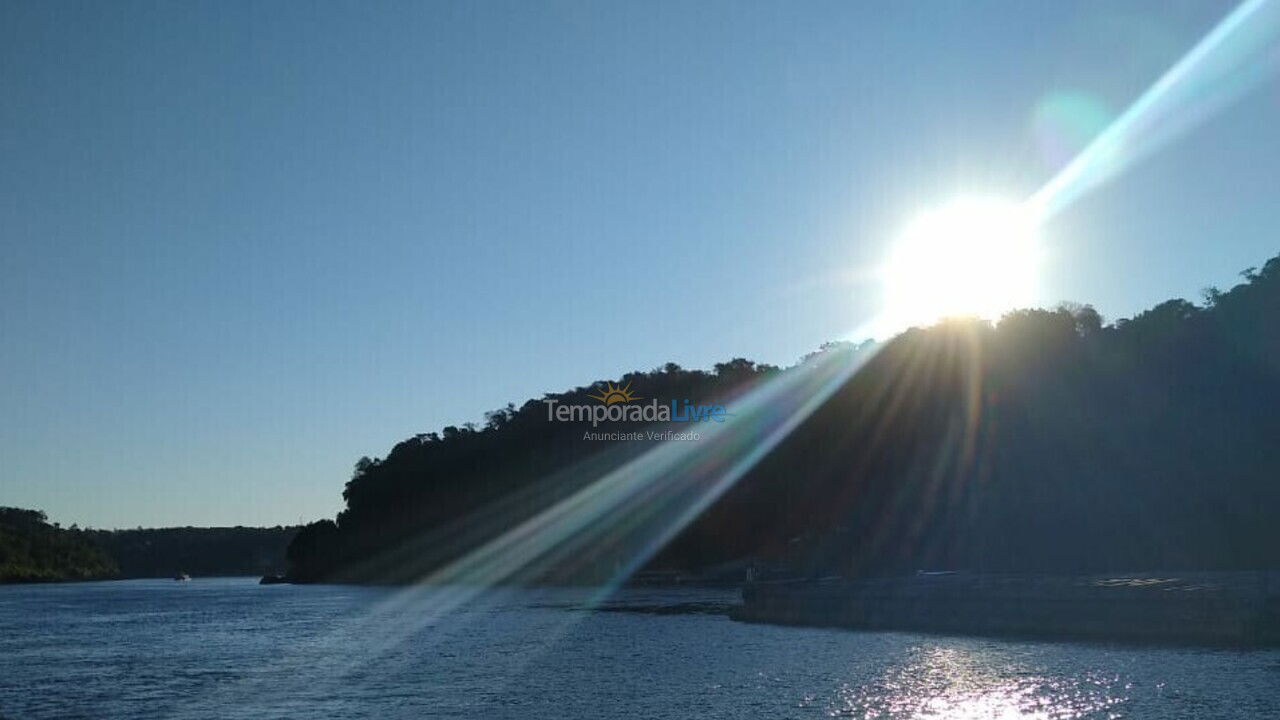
[{"left": 3, "top": 0, "right": 1278, "bottom": 528}]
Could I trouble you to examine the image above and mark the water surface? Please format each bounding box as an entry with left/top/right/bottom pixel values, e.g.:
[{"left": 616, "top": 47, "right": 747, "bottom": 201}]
[{"left": 1, "top": 578, "right": 1275, "bottom": 719}]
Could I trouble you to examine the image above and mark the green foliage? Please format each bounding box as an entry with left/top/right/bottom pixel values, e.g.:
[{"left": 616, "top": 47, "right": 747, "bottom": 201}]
[
  {"left": 0, "top": 508, "right": 118, "bottom": 582},
  {"left": 0, "top": 509, "right": 298, "bottom": 582},
  {"left": 289, "top": 253, "right": 1280, "bottom": 582}
]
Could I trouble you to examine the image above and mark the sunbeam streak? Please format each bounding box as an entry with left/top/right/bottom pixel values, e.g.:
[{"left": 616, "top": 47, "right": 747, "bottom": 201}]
[
  {"left": 169, "top": 344, "right": 877, "bottom": 715},
  {"left": 342, "top": 343, "right": 874, "bottom": 657},
  {"left": 1030, "top": 0, "right": 1280, "bottom": 219}
]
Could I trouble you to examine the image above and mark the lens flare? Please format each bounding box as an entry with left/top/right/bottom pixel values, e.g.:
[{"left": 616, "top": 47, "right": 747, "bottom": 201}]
[
  {"left": 1030, "top": 0, "right": 1280, "bottom": 218},
  {"left": 1031, "top": 91, "right": 1115, "bottom": 171}
]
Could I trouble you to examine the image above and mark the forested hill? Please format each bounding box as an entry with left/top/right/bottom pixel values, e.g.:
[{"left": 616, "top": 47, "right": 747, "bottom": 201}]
[
  {"left": 87, "top": 526, "right": 297, "bottom": 579},
  {"left": 0, "top": 508, "right": 117, "bottom": 582},
  {"left": 288, "top": 253, "right": 1280, "bottom": 583},
  {"left": 286, "top": 358, "right": 785, "bottom": 582},
  {"left": 0, "top": 509, "right": 297, "bottom": 582}
]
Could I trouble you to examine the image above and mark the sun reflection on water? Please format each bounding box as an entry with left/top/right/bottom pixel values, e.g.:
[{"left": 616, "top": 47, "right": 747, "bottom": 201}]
[{"left": 826, "top": 645, "right": 1129, "bottom": 719}]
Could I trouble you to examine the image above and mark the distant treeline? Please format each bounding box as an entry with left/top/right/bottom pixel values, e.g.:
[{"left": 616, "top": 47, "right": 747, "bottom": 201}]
[
  {"left": 0, "top": 508, "right": 117, "bottom": 582},
  {"left": 0, "top": 507, "right": 298, "bottom": 583},
  {"left": 87, "top": 526, "right": 297, "bottom": 578},
  {"left": 279, "top": 252, "right": 1278, "bottom": 582}
]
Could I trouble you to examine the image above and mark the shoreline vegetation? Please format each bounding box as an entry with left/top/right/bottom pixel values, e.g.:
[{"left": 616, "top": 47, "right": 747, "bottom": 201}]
[
  {"left": 0, "top": 508, "right": 297, "bottom": 584},
  {"left": 0, "top": 508, "right": 117, "bottom": 583},
  {"left": 284, "top": 253, "right": 1280, "bottom": 588}
]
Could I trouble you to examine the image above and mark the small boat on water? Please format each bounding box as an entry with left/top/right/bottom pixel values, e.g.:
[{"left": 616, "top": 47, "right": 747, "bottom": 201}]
[{"left": 174, "top": 572, "right": 190, "bottom": 581}]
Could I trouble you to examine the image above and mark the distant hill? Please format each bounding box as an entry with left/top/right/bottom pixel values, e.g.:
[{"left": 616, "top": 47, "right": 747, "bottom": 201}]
[
  {"left": 87, "top": 526, "right": 298, "bottom": 579},
  {"left": 288, "top": 253, "right": 1280, "bottom": 583},
  {"left": 0, "top": 507, "right": 299, "bottom": 583},
  {"left": 0, "top": 508, "right": 117, "bottom": 582}
]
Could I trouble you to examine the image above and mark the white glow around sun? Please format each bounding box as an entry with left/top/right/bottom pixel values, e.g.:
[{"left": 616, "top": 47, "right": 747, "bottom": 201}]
[{"left": 879, "top": 197, "right": 1040, "bottom": 334}]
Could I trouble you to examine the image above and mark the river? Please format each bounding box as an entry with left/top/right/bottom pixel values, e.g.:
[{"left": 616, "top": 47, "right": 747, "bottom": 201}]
[{"left": 1, "top": 578, "right": 1276, "bottom": 719}]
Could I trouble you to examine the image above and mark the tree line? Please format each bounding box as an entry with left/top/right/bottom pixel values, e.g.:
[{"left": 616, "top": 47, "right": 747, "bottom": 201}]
[
  {"left": 86, "top": 526, "right": 296, "bottom": 578},
  {"left": 0, "top": 508, "right": 117, "bottom": 582},
  {"left": 0, "top": 507, "right": 297, "bottom": 583},
  {"left": 289, "top": 254, "right": 1280, "bottom": 582}
]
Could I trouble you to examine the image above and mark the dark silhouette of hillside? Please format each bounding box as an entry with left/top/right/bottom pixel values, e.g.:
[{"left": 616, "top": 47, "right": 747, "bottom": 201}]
[
  {"left": 0, "top": 508, "right": 117, "bottom": 582},
  {"left": 286, "top": 358, "right": 783, "bottom": 582},
  {"left": 87, "top": 526, "right": 298, "bottom": 579},
  {"left": 287, "top": 253, "right": 1280, "bottom": 583},
  {"left": 0, "top": 510, "right": 297, "bottom": 582}
]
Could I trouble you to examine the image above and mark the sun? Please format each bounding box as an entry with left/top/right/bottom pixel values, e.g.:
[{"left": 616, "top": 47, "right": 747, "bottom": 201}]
[{"left": 880, "top": 197, "right": 1040, "bottom": 333}]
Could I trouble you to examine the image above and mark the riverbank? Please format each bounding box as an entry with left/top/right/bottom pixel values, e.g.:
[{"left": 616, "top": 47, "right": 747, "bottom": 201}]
[{"left": 732, "top": 571, "right": 1280, "bottom": 646}]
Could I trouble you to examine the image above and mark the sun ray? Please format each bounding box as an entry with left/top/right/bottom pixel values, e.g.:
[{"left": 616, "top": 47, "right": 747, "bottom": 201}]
[{"left": 1029, "top": 0, "right": 1280, "bottom": 219}]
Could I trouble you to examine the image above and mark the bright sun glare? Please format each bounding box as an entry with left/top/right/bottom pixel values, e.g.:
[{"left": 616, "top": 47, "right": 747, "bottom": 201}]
[{"left": 881, "top": 197, "right": 1040, "bottom": 333}]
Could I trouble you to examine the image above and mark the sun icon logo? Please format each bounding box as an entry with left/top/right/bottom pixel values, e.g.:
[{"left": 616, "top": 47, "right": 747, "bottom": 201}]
[{"left": 588, "top": 381, "right": 642, "bottom": 405}]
